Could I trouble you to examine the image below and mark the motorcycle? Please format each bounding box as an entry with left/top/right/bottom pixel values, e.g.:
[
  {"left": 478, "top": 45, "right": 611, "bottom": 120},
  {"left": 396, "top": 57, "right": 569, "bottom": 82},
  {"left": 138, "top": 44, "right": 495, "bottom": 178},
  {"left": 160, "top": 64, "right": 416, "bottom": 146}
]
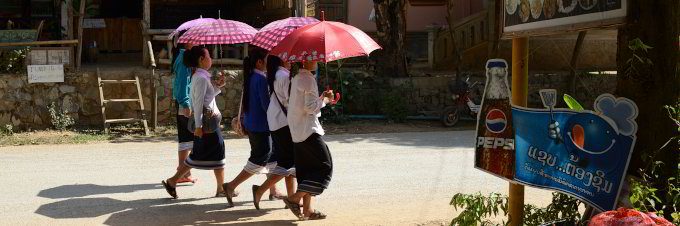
[{"left": 441, "top": 75, "right": 481, "bottom": 127}]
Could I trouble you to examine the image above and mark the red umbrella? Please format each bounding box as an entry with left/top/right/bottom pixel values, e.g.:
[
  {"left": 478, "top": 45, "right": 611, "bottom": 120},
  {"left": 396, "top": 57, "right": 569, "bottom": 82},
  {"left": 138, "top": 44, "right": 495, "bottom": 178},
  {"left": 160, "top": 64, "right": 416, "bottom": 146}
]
[
  {"left": 269, "top": 12, "right": 381, "bottom": 63},
  {"left": 251, "top": 17, "right": 319, "bottom": 50},
  {"left": 178, "top": 19, "right": 257, "bottom": 45}
]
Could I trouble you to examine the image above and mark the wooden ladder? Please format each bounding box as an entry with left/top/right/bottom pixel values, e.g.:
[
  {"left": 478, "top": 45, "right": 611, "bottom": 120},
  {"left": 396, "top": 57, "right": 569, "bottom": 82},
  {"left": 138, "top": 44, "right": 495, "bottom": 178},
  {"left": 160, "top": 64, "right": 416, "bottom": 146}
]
[{"left": 97, "top": 68, "right": 150, "bottom": 135}]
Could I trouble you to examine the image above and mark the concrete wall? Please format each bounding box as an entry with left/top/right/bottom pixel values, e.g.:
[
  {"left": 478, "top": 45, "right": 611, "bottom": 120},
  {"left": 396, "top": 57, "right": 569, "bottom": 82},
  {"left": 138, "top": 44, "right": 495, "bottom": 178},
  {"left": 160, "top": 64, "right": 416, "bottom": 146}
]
[{"left": 347, "top": 0, "right": 448, "bottom": 32}]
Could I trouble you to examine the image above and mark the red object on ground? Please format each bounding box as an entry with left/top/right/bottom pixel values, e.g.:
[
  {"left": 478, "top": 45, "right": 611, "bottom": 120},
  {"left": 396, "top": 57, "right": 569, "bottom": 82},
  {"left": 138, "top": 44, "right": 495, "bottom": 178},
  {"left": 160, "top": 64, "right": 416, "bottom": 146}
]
[
  {"left": 588, "top": 208, "right": 674, "bottom": 226},
  {"left": 269, "top": 11, "right": 381, "bottom": 63}
]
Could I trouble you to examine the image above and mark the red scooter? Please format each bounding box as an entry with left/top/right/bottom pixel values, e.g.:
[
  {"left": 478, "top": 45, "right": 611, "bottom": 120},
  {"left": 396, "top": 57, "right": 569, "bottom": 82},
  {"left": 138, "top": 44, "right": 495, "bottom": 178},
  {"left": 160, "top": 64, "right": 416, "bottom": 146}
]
[{"left": 441, "top": 75, "right": 481, "bottom": 127}]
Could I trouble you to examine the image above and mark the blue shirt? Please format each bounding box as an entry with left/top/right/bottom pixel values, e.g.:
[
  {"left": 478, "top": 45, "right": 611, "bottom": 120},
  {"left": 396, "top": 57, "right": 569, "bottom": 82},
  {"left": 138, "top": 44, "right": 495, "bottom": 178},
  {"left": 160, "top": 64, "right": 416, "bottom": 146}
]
[
  {"left": 244, "top": 70, "right": 270, "bottom": 132},
  {"left": 172, "top": 49, "right": 192, "bottom": 109}
]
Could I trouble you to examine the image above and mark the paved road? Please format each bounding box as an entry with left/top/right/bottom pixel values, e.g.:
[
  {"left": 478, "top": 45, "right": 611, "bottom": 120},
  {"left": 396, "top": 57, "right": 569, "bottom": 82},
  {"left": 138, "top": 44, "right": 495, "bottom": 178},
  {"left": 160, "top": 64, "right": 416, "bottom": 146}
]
[{"left": 0, "top": 131, "right": 553, "bottom": 226}]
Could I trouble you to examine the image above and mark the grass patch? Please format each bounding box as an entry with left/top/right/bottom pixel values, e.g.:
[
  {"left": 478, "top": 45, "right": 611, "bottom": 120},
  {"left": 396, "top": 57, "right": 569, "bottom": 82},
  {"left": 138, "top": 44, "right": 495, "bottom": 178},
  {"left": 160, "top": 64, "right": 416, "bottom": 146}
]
[{"left": 0, "top": 130, "right": 110, "bottom": 146}]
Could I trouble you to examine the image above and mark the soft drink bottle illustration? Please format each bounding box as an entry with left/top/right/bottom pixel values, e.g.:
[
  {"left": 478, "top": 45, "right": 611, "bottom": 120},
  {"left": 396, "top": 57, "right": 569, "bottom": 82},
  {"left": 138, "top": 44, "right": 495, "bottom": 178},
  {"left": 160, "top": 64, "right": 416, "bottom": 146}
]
[{"left": 475, "top": 59, "right": 515, "bottom": 180}]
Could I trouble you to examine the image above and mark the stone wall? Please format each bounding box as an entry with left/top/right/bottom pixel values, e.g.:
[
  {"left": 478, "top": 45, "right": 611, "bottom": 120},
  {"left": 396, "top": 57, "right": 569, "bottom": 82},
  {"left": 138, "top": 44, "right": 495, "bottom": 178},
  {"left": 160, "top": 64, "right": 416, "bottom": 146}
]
[
  {"left": 384, "top": 73, "right": 616, "bottom": 115},
  {"left": 0, "top": 68, "right": 244, "bottom": 131}
]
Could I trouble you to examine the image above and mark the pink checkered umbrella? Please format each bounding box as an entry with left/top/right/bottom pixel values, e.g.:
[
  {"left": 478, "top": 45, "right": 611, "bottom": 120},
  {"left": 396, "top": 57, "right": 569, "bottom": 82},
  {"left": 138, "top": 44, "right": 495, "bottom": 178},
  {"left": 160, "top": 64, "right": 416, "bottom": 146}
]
[
  {"left": 168, "top": 17, "right": 216, "bottom": 39},
  {"left": 178, "top": 19, "right": 258, "bottom": 45},
  {"left": 251, "top": 17, "right": 320, "bottom": 50}
]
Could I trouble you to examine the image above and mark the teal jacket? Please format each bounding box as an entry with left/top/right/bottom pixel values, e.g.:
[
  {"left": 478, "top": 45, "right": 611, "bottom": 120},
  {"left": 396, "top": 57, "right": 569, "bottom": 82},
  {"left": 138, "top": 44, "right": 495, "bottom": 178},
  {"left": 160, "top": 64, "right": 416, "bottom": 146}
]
[{"left": 172, "top": 49, "right": 192, "bottom": 109}]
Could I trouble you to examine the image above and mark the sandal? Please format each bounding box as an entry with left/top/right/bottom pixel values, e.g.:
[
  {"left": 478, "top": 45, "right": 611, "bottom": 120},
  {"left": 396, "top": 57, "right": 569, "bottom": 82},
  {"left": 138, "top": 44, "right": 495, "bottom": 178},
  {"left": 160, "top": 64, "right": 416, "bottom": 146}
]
[
  {"left": 269, "top": 192, "right": 286, "bottom": 201},
  {"left": 282, "top": 198, "right": 303, "bottom": 220},
  {"left": 215, "top": 191, "right": 226, "bottom": 197},
  {"left": 177, "top": 177, "right": 196, "bottom": 184},
  {"left": 161, "top": 180, "right": 177, "bottom": 199},
  {"left": 305, "top": 210, "right": 327, "bottom": 220},
  {"left": 222, "top": 183, "right": 235, "bottom": 207},
  {"left": 252, "top": 185, "right": 261, "bottom": 210}
]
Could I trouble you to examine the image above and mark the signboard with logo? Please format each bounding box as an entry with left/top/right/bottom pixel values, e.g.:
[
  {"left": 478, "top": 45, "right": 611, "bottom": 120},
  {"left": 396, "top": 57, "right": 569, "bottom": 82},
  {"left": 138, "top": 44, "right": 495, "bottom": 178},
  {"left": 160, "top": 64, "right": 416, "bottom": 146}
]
[
  {"left": 475, "top": 59, "right": 516, "bottom": 180},
  {"left": 502, "top": 0, "right": 627, "bottom": 37},
  {"left": 474, "top": 59, "right": 638, "bottom": 211}
]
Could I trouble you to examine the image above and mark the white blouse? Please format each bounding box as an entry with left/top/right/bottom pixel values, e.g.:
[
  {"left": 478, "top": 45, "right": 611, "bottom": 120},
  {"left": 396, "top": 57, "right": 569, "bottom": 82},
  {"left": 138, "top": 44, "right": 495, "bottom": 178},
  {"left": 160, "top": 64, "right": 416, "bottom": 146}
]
[
  {"left": 191, "top": 68, "right": 221, "bottom": 128},
  {"left": 287, "top": 69, "right": 327, "bottom": 143},
  {"left": 267, "top": 67, "right": 291, "bottom": 131}
]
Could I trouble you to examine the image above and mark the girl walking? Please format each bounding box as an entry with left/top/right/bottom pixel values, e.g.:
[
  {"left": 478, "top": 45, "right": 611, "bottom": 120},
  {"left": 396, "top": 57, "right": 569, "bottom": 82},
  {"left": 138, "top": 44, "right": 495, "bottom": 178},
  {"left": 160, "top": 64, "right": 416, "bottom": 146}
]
[
  {"left": 252, "top": 55, "right": 297, "bottom": 210},
  {"left": 283, "top": 61, "right": 334, "bottom": 220},
  {"left": 222, "top": 49, "right": 282, "bottom": 206},
  {"left": 170, "top": 32, "right": 195, "bottom": 184},
  {"left": 162, "top": 46, "right": 227, "bottom": 198}
]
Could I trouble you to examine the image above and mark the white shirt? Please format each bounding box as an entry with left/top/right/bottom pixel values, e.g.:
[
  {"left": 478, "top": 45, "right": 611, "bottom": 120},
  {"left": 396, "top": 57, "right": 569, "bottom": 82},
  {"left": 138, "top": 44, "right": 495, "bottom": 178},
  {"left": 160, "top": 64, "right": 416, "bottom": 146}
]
[
  {"left": 288, "top": 69, "right": 326, "bottom": 143},
  {"left": 191, "top": 68, "right": 221, "bottom": 128},
  {"left": 267, "top": 67, "right": 291, "bottom": 131}
]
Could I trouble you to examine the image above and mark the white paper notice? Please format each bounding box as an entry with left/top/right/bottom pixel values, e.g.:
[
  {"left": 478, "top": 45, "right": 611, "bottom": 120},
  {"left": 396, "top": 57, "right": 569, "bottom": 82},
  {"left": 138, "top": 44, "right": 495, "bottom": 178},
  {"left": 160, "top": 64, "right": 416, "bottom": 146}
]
[{"left": 27, "top": 65, "right": 65, "bottom": 83}]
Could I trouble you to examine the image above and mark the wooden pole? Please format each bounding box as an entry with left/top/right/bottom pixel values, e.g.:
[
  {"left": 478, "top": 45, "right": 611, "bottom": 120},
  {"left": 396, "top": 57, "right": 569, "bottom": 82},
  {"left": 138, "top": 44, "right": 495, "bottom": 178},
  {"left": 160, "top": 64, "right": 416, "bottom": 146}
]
[
  {"left": 67, "top": 0, "right": 74, "bottom": 40},
  {"left": 147, "top": 41, "right": 157, "bottom": 131},
  {"left": 569, "top": 31, "right": 587, "bottom": 94},
  {"left": 509, "top": 37, "right": 528, "bottom": 226},
  {"left": 75, "top": 0, "right": 85, "bottom": 69},
  {"left": 142, "top": 0, "right": 151, "bottom": 67}
]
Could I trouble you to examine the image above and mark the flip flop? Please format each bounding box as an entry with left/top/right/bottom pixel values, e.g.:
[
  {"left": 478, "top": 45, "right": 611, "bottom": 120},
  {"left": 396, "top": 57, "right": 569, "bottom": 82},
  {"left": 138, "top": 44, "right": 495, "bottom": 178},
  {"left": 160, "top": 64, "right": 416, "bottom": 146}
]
[
  {"left": 222, "top": 183, "right": 234, "bottom": 207},
  {"left": 177, "top": 177, "right": 196, "bottom": 184},
  {"left": 283, "top": 198, "right": 303, "bottom": 220},
  {"left": 269, "top": 193, "right": 286, "bottom": 201},
  {"left": 305, "top": 210, "right": 327, "bottom": 220},
  {"left": 252, "top": 185, "right": 261, "bottom": 210},
  {"left": 161, "top": 180, "right": 177, "bottom": 199}
]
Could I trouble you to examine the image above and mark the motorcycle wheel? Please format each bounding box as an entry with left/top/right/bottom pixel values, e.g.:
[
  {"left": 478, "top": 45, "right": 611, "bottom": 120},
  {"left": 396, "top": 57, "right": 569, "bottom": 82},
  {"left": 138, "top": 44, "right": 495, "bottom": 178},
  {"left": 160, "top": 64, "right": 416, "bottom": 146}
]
[{"left": 441, "top": 106, "right": 460, "bottom": 127}]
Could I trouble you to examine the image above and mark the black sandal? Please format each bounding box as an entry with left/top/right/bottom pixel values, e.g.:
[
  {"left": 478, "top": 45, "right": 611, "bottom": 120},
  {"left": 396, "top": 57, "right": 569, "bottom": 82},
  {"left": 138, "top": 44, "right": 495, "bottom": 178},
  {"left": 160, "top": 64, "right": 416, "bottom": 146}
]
[
  {"left": 161, "top": 180, "right": 177, "bottom": 199},
  {"left": 305, "top": 210, "right": 327, "bottom": 220},
  {"left": 252, "top": 185, "right": 261, "bottom": 210},
  {"left": 282, "top": 198, "right": 303, "bottom": 220}
]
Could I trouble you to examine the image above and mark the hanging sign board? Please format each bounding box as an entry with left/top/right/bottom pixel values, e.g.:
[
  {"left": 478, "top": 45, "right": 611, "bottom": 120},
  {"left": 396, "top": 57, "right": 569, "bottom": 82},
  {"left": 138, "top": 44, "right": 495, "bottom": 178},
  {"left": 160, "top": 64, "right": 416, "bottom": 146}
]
[
  {"left": 83, "top": 19, "right": 106, "bottom": 29},
  {"left": 475, "top": 58, "right": 638, "bottom": 211},
  {"left": 27, "top": 65, "right": 65, "bottom": 83},
  {"left": 502, "top": 0, "right": 627, "bottom": 38},
  {"left": 27, "top": 47, "right": 74, "bottom": 69}
]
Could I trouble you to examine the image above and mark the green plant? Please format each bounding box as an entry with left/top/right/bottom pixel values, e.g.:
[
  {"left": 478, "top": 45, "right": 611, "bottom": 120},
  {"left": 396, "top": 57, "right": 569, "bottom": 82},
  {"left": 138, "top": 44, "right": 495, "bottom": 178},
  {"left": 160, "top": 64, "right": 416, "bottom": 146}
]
[
  {"left": 624, "top": 38, "right": 654, "bottom": 78},
  {"left": 0, "top": 48, "right": 28, "bottom": 74},
  {"left": 0, "top": 124, "right": 13, "bottom": 136},
  {"left": 450, "top": 192, "right": 584, "bottom": 226},
  {"left": 380, "top": 84, "right": 409, "bottom": 123},
  {"left": 48, "top": 102, "right": 75, "bottom": 130}
]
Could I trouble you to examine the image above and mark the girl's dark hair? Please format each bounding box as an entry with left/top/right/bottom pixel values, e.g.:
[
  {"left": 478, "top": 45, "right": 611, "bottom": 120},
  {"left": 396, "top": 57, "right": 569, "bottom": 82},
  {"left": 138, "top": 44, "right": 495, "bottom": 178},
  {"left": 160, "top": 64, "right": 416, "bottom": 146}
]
[
  {"left": 183, "top": 46, "right": 207, "bottom": 68},
  {"left": 242, "top": 48, "right": 268, "bottom": 112},
  {"left": 266, "top": 55, "right": 283, "bottom": 96},
  {"left": 170, "top": 30, "right": 187, "bottom": 73}
]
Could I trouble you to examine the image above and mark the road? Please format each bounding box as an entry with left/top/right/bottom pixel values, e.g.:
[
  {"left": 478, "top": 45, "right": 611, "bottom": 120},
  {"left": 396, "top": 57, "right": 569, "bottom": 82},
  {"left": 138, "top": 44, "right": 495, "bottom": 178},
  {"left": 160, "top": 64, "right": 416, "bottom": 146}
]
[{"left": 0, "top": 130, "right": 553, "bottom": 226}]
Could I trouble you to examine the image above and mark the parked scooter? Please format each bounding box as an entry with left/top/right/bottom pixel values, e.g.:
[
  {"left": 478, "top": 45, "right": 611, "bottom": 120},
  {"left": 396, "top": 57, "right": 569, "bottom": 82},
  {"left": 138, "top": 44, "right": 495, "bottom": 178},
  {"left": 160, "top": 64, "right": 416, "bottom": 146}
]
[{"left": 441, "top": 75, "right": 481, "bottom": 127}]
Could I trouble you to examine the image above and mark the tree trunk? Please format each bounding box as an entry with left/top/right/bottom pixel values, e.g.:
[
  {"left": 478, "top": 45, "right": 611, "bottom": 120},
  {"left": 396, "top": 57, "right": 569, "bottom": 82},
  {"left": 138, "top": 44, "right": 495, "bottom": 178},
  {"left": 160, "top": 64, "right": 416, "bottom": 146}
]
[
  {"left": 445, "top": 0, "right": 464, "bottom": 82},
  {"left": 372, "top": 0, "right": 409, "bottom": 77},
  {"left": 616, "top": 0, "right": 679, "bottom": 220}
]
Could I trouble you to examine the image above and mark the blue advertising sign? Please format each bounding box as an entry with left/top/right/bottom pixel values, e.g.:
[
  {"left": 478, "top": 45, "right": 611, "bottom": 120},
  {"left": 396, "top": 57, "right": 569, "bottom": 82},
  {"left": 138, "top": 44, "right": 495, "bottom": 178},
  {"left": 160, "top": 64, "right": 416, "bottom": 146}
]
[{"left": 512, "top": 93, "right": 638, "bottom": 211}]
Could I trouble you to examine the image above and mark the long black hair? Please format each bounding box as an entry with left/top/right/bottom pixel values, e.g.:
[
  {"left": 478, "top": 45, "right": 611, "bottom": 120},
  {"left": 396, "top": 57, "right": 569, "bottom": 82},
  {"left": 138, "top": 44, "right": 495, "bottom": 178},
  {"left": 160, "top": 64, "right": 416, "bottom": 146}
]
[
  {"left": 170, "top": 30, "right": 187, "bottom": 74},
  {"left": 183, "top": 46, "right": 207, "bottom": 68},
  {"left": 242, "top": 48, "right": 268, "bottom": 112},
  {"left": 266, "top": 55, "right": 283, "bottom": 96}
]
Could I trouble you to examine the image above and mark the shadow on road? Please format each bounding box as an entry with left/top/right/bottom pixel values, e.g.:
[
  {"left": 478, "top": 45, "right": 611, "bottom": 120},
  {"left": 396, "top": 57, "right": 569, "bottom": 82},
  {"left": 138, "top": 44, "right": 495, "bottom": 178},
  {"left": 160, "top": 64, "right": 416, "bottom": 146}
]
[
  {"left": 37, "top": 183, "right": 162, "bottom": 199},
  {"left": 325, "top": 131, "right": 475, "bottom": 149},
  {"left": 34, "top": 197, "right": 292, "bottom": 225}
]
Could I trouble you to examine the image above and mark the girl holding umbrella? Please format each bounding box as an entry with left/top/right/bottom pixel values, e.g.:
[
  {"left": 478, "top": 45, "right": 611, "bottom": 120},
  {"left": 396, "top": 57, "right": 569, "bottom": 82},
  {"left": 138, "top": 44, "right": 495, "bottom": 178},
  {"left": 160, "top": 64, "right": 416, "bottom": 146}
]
[{"left": 162, "top": 46, "right": 228, "bottom": 198}]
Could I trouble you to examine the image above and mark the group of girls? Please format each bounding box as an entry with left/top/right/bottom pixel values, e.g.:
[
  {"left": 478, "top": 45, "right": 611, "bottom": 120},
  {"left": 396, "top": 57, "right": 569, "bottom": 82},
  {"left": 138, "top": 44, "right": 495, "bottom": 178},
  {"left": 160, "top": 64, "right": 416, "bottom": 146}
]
[{"left": 161, "top": 36, "right": 335, "bottom": 221}]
